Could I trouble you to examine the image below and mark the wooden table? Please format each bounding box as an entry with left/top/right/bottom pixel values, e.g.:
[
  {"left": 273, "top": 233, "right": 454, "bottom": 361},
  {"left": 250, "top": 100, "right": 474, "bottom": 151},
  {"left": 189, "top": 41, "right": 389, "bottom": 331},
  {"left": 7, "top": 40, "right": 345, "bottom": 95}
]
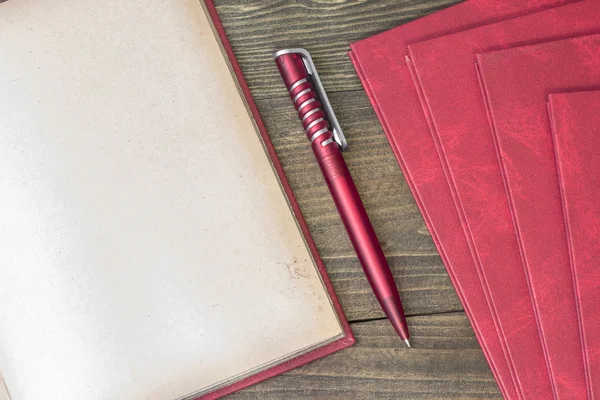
[{"left": 213, "top": 0, "right": 502, "bottom": 399}]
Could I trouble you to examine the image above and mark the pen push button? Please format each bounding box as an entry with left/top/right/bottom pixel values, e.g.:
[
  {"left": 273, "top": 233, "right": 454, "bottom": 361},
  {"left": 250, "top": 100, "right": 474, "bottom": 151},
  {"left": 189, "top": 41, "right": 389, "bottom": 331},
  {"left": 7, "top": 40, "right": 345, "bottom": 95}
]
[{"left": 274, "top": 52, "right": 334, "bottom": 145}]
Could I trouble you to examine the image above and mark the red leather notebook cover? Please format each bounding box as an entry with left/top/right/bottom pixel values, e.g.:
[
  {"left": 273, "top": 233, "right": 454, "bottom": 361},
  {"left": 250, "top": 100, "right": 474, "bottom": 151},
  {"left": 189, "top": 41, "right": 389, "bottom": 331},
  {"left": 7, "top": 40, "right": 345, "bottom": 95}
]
[
  {"left": 407, "top": 2, "right": 598, "bottom": 398},
  {"left": 550, "top": 90, "right": 600, "bottom": 398},
  {"left": 200, "top": 1, "right": 354, "bottom": 399},
  {"left": 477, "top": 34, "right": 600, "bottom": 399},
  {"left": 350, "top": 1, "right": 572, "bottom": 398}
]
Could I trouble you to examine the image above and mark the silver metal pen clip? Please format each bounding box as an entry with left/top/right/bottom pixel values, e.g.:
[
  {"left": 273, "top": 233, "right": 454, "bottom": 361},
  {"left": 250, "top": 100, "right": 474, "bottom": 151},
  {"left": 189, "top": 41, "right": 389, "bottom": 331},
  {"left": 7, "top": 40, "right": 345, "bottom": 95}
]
[{"left": 273, "top": 48, "right": 348, "bottom": 151}]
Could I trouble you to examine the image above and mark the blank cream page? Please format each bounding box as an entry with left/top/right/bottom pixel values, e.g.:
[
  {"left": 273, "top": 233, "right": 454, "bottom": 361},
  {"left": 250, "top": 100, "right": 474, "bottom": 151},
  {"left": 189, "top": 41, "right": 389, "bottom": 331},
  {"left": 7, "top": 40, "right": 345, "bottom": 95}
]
[
  {"left": 0, "top": 376, "right": 8, "bottom": 400},
  {"left": 0, "top": 1, "right": 343, "bottom": 399}
]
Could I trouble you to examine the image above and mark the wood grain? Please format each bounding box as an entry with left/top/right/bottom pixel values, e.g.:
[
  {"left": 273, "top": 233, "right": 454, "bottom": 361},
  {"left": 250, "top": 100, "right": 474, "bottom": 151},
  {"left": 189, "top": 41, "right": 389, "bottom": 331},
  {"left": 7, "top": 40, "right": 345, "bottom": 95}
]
[
  {"left": 214, "top": 0, "right": 462, "bottom": 99},
  {"left": 210, "top": 0, "right": 500, "bottom": 398},
  {"left": 227, "top": 314, "right": 501, "bottom": 399}
]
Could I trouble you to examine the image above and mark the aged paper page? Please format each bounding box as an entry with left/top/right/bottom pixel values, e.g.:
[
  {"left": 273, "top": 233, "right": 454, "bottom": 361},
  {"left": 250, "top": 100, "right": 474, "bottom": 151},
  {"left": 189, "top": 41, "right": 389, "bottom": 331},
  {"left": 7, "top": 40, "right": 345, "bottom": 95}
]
[
  {"left": 0, "top": 0, "right": 342, "bottom": 399},
  {"left": 0, "top": 376, "right": 8, "bottom": 400}
]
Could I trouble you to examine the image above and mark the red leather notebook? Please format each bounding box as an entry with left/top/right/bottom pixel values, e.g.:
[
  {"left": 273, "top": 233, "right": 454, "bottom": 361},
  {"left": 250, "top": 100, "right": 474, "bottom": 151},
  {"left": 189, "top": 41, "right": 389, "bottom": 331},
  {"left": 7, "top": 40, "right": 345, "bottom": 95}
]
[
  {"left": 550, "top": 90, "right": 600, "bottom": 398},
  {"left": 350, "top": 1, "right": 571, "bottom": 398},
  {"left": 477, "top": 35, "right": 600, "bottom": 399},
  {"left": 407, "top": 2, "right": 599, "bottom": 398}
]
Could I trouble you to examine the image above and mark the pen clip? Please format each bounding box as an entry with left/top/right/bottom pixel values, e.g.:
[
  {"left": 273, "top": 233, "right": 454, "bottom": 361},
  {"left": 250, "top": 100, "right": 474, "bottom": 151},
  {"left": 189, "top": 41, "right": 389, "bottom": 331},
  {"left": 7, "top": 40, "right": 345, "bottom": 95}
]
[{"left": 274, "top": 48, "right": 348, "bottom": 151}]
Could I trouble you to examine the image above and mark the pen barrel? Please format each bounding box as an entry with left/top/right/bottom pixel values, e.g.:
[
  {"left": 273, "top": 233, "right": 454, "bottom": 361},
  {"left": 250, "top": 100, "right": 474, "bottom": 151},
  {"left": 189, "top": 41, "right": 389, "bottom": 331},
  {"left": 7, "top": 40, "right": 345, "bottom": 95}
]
[{"left": 316, "top": 148, "right": 409, "bottom": 340}]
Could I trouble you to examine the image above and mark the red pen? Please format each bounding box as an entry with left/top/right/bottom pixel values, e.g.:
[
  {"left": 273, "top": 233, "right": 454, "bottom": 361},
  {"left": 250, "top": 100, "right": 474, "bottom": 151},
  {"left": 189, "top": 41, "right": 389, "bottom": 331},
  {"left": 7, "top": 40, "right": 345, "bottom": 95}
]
[{"left": 274, "top": 48, "right": 410, "bottom": 346}]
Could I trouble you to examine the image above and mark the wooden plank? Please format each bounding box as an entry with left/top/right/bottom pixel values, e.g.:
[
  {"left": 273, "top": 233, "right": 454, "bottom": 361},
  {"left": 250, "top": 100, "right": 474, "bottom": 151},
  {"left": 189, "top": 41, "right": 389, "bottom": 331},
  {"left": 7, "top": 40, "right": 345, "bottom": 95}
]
[
  {"left": 226, "top": 314, "right": 501, "bottom": 399},
  {"left": 327, "top": 254, "right": 462, "bottom": 321},
  {"left": 215, "top": 0, "right": 459, "bottom": 98},
  {"left": 213, "top": 0, "right": 463, "bottom": 99}
]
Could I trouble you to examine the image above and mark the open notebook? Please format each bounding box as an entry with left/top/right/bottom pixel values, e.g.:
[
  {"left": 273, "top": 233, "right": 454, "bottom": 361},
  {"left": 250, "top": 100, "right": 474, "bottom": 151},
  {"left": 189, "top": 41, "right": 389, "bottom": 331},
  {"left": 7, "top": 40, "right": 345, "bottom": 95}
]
[{"left": 0, "top": 1, "right": 352, "bottom": 399}]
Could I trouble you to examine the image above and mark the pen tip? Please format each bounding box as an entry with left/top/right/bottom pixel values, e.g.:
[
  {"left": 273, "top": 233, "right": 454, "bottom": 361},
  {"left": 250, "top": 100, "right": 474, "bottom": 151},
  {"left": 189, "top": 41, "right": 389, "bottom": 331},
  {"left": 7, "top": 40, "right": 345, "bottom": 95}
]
[{"left": 404, "top": 339, "right": 411, "bottom": 348}]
